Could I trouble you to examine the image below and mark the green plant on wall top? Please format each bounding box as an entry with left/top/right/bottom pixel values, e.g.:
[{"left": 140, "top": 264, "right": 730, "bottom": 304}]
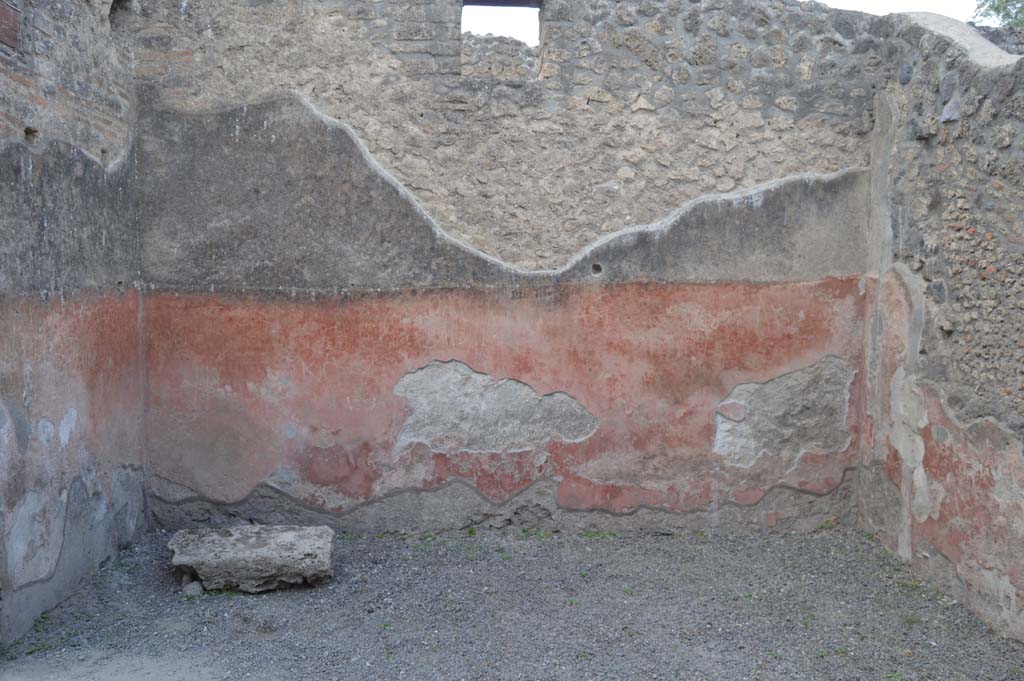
[{"left": 977, "top": 0, "right": 1024, "bottom": 28}]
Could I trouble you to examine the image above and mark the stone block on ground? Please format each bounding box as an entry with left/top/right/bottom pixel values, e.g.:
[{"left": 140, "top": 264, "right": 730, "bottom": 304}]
[{"left": 168, "top": 525, "right": 335, "bottom": 593}]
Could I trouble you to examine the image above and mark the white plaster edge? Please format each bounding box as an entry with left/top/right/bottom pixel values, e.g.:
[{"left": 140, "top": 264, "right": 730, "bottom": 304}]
[
  {"left": 297, "top": 92, "right": 867, "bottom": 277},
  {"left": 899, "top": 12, "right": 1020, "bottom": 69}
]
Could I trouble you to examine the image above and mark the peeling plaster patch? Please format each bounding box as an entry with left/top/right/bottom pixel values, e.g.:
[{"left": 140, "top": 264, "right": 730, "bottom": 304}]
[
  {"left": 59, "top": 408, "right": 78, "bottom": 449},
  {"left": 911, "top": 465, "right": 945, "bottom": 522},
  {"left": 36, "top": 419, "right": 55, "bottom": 446},
  {"left": 6, "top": 489, "right": 67, "bottom": 588},
  {"left": 889, "top": 365, "right": 929, "bottom": 560},
  {"left": 0, "top": 403, "right": 7, "bottom": 463},
  {"left": 393, "top": 361, "right": 597, "bottom": 458},
  {"left": 266, "top": 466, "right": 351, "bottom": 511},
  {"left": 889, "top": 366, "right": 927, "bottom": 469},
  {"left": 713, "top": 356, "right": 854, "bottom": 468}
]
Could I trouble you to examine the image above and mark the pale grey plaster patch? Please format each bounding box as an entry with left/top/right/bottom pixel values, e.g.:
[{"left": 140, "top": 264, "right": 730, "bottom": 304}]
[
  {"left": 713, "top": 356, "right": 855, "bottom": 468},
  {"left": 392, "top": 361, "right": 597, "bottom": 459}
]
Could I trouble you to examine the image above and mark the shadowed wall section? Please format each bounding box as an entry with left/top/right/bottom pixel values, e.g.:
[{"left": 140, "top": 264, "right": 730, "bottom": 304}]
[
  {"left": 0, "top": 292, "right": 144, "bottom": 641},
  {"left": 0, "top": 134, "right": 144, "bottom": 643}
]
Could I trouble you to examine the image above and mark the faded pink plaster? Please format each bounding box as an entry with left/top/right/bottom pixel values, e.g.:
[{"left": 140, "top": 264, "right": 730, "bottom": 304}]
[{"left": 145, "top": 278, "right": 868, "bottom": 516}]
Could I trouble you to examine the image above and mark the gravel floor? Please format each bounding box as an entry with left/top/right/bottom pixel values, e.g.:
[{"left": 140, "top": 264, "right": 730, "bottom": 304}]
[{"left": 2, "top": 526, "right": 1022, "bottom": 680}]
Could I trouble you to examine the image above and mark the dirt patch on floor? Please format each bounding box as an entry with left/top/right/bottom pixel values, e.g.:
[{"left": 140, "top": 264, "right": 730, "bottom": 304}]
[{"left": 2, "top": 528, "right": 1022, "bottom": 680}]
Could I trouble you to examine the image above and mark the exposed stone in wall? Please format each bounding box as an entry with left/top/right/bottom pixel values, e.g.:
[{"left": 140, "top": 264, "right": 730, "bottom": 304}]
[
  {"left": 126, "top": 0, "right": 885, "bottom": 268},
  {"left": 862, "top": 13, "right": 1024, "bottom": 641},
  {"left": 713, "top": 356, "right": 854, "bottom": 468},
  {"left": 974, "top": 24, "right": 1024, "bottom": 55},
  {"left": 883, "top": 15, "right": 1023, "bottom": 437},
  {"left": 0, "top": 0, "right": 142, "bottom": 644},
  {"left": 1, "top": 0, "right": 1023, "bottom": 646},
  {"left": 461, "top": 33, "right": 537, "bottom": 80},
  {"left": 137, "top": 94, "right": 872, "bottom": 291},
  {"left": 0, "top": 0, "right": 134, "bottom": 161},
  {"left": 393, "top": 360, "right": 597, "bottom": 459}
]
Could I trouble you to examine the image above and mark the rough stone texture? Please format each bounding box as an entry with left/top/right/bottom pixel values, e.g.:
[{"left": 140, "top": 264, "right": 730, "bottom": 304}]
[
  {"left": 461, "top": 33, "right": 537, "bottom": 80},
  {"left": 168, "top": 525, "right": 335, "bottom": 593},
  {"left": 137, "top": 94, "right": 872, "bottom": 290},
  {"left": 0, "top": 0, "right": 1023, "bottom": 645},
  {"left": 0, "top": 0, "right": 134, "bottom": 161},
  {"left": 974, "top": 23, "right": 1024, "bottom": 55},
  {"left": 124, "top": 0, "right": 883, "bottom": 269},
  {"left": 713, "top": 356, "right": 854, "bottom": 469},
  {"left": 859, "top": 16, "right": 1024, "bottom": 641}
]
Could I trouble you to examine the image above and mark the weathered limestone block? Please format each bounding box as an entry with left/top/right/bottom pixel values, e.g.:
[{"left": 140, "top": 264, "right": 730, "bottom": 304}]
[{"left": 168, "top": 525, "right": 335, "bottom": 592}]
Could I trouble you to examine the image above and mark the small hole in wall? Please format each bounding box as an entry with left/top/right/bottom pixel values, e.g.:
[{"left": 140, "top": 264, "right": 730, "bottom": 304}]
[
  {"left": 109, "top": 0, "right": 132, "bottom": 30},
  {"left": 591, "top": 263, "right": 603, "bottom": 276},
  {"left": 462, "top": 2, "right": 541, "bottom": 47},
  {"left": 23, "top": 127, "right": 38, "bottom": 142},
  {"left": 116, "top": 280, "right": 125, "bottom": 295},
  {"left": 100, "top": 147, "right": 109, "bottom": 162}
]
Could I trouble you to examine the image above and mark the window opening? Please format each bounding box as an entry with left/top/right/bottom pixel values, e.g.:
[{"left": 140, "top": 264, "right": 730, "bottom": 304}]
[{"left": 461, "top": 2, "right": 540, "bottom": 47}]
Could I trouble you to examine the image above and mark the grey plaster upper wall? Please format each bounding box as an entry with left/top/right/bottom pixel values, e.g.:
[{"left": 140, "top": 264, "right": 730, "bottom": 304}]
[
  {"left": 0, "top": 141, "right": 138, "bottom": 294},
  {"left": 139, "top": 93, "right": 870, "bottom": 291}
]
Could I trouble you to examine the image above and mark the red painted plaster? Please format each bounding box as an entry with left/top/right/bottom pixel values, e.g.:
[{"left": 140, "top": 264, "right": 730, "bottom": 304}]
[
  {"left": 144, "top": 279, "right": 868, "bottom": 514},
  {"left": 0, "top": 291, "right": 143, "bottom": 508}
]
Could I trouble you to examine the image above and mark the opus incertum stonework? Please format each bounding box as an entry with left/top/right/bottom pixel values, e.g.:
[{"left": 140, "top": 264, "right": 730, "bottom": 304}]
[{"left": 1, "top": 0, "right": 1023, "bottom": 650}]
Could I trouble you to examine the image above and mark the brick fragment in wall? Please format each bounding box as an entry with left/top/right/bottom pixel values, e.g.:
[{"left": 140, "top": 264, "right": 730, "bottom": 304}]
[
  {"left": 0, "top": 0, "right": 134, "bottom": 159},
  {"left": 0, "top": 3, "right": 18, "bottom": 50}
]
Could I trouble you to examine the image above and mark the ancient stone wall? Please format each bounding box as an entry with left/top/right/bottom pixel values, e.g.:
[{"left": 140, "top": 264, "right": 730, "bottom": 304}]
[
  {"left": 0, "top": 0, "right": 1023, "bottom": 646},
  {"left": 123, "top": 0, "right": 884, "bottom": 268},
  {"left": 859, "top": 13, "right": 1024, "bottom": 640},
  {"left": 0, "top": 0, "right": 143, "bottom": 644},
  {"left": 0, "top": 0, "right": 134, "bottom": 161},
  {"left": 0, "top": 292, "right": 145, "bottom": 642},
  {"left": 138, "top": 94, "right": 872, "bottom": 537},
  {"left": 975, "top": 24, "right": 1024, "bottom": 55},
  {"left": 461, "top": 33, "right": 537, "bottom": 80}
]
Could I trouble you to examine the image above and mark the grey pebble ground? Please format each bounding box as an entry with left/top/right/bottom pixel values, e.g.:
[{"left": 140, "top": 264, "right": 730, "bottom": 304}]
[{"left": 3, "top": 527, "right": 1022, "bottom": 680}]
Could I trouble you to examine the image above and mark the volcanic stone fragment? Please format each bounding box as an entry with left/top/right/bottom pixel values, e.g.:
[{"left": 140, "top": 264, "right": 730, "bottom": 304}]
[{"left": 168, "top": 525, "right": 335, "bottom": 593}]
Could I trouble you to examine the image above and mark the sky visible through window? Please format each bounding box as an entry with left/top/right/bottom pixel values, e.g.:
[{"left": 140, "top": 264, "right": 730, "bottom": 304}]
[
  {"left": 462, "top": 6, "right": 540, "bottom": 46},
  {"left": 461, "top": 0, "right": 998, "bottom": 47}
]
